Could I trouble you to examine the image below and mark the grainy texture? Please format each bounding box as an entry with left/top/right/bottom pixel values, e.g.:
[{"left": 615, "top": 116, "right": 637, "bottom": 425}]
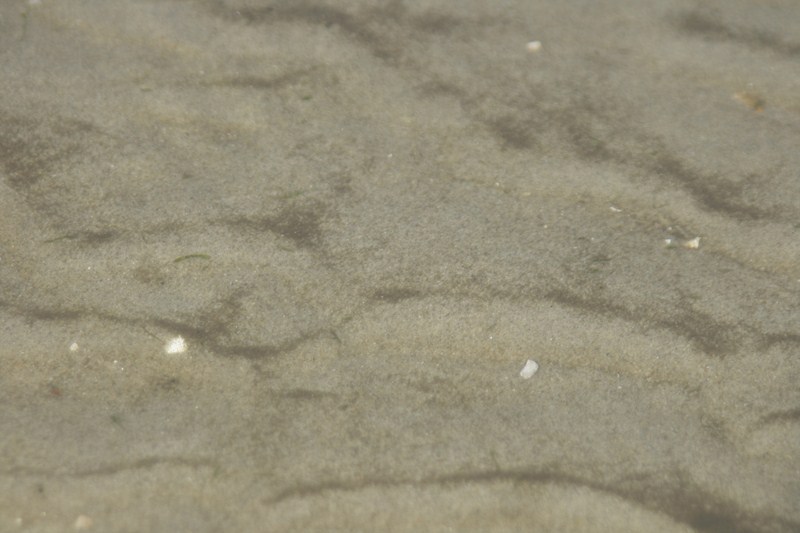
[{"left": 1, "top": 0, "right": 798, "bottom": 531}]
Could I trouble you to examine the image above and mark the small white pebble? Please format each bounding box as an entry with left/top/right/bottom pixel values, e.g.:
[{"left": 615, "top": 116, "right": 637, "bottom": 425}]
[
  {"left": 609, "top": 205, "right": 622, "bottom": 212},
  {"left": 165, "top": 336, "right": 186, "bottom": 354},
  {"left": 526, "top": 40, "right": 542, "bottom": 53},
  {"left": 69, "top": 342, "right": 79, "bottom": 352},
  {"left": 520, "top": 359, "right": 539, "bottom": 379}
]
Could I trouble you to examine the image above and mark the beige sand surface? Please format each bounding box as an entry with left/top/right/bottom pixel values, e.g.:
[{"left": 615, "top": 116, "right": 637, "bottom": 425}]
[{"left": 1, "top": 0, "right": 799, "bottom": 531}]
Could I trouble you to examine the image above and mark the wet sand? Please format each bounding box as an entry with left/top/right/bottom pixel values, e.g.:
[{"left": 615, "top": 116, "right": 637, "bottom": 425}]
[{"left": 1, "top": 0, "right": 799, "bottom": 531}]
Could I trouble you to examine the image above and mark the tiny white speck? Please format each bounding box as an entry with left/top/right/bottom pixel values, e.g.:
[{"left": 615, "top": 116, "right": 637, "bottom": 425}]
[
  {"left": 526, "top": 40, "right": 542, "bottom": 53},
  {"left": 520, "top": 359, "right": 539, "bottom": 379},
  {"left": 684, "top": 237, "right": 700, "bottom": 249},
  {"left": 69, "top": 342, "right": 79, "bottom": 352},
  {"left": 74, "top": 514, "right": 93, "bottom": 530},
  {"left": 609, "top": 206, "right": 622, "bottom": 212},
  {"left": 165, "top": 336, "right": 186, "bottom": 354}
]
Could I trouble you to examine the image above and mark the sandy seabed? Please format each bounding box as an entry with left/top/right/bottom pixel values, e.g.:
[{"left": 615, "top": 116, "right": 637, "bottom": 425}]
[{"left": 1, "top": 1, "right": 799, "bottom": 531}]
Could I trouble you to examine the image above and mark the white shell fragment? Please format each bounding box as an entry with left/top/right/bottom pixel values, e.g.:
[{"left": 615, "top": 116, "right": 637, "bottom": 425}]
[
  {"left": 520, "top": 359, "right": 539, "bottom": 379},
  {"left": 683, "top": 237, "right": 700, "bottom": 249},
  {"left": 74, "top": 515, "right": 93, "bottom": 530},
  {"left": 664, "top": 236, "right": 700, "bottom": 249},
  {"left": 165, "top": 336, "right": 187, "bottom": 354},
  {"left": 69, "top": 342, "right": 79, "bottom": 352},
  {"left": 526, "top": 40, "right": 542, "bottom": 53}
]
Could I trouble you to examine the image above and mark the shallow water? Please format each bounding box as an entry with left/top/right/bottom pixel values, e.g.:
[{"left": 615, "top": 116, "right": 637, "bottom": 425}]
[{"left": 1, "top": 1, "right": 799, "bottom": 531}]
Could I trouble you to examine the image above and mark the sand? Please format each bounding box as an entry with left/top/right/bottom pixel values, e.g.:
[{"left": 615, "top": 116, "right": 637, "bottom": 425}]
[{"left": 1, "top": 0, "right": 799, "bottom": 531}]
